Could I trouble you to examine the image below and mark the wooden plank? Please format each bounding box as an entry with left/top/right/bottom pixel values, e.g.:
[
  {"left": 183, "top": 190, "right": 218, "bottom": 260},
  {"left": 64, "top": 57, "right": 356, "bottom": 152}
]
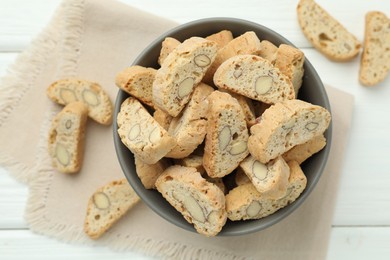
[
  {"left": 0, "top": 227, "right": 389, "bottom": 259},
  {"left": 0, "top": 0, "right": 389, "bottom": 51}
]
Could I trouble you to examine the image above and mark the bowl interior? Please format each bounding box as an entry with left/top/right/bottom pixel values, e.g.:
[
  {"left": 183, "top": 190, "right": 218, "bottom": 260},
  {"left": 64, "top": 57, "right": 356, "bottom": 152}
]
[{"left": 114, "top": 18, "right": 332, "bottom": 236}]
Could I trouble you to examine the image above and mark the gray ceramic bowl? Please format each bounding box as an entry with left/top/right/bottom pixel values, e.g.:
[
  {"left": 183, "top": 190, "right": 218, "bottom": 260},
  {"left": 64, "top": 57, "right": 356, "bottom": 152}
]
[{"left": 113, "top": 18, "right": 332, "bottom": 236}]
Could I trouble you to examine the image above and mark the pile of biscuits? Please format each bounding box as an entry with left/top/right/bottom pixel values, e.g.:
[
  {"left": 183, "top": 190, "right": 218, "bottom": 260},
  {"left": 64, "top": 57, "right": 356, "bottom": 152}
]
[
  {"left": 46, "top": 79, "right": 140, "bottom": 239},
  {"left": 297, "top": 0, "right": 390, "bottom": 86},
  {"left": 116, "top": 29, "right": 331, "bottom": 236}
]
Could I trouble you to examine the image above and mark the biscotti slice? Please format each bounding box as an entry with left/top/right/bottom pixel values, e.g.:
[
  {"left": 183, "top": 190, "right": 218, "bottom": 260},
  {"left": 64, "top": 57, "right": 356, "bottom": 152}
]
[
  {"left": 203, "top": 91, "right": 249, "bottom": 178},
  {"left": 225, "top": 160, "right": 306, "bottom": 221},
  {"left": 239, "top": 156, "right": 290, "bottom": 199},
  {"left": 282, "top": 134, "right": 326, "bottom": 164},
  {"left": 259, "top": 40, "right": 278, "bottom": 64},
  {"left": 248, "top": 99, "right": 331, "bottom": 164},
  {"left": 235, "top": 167, "right": 251, "bottom": 186},
  {"left": 135, "top": 156, "right": 171, "bottom": 189},
  {"left": 115, "top": 65, "right": 156, "bottom": 107},
  {"left": 205, "top": 30, "right": 234, "bottom": 48},
  {"left": 48, "top": 102, "right": 88, "bottom": 174},
  {"left": 155, "top": 165, "right": 227, "bottom": 237},
  {"left": 153, "top": 109, "right": 173, "bottom": 131},
  {"left": 203, "top": 31, "right": 262, "bottom": 84},
  {"left": 359, "top": 11, "right": 390, "bottom": 86},
  {"left": 297, "top": 0, "right": 361, "bottom": 61},
  {"left": 175, "top": 154, "right": 205, "bottom": 175},
  {"left": 214, "top": 55, "right": 295, "bottom": 104},
  {"left": 158, "top": 37, "right": 181, "bottom": 65},
  {"left": 117, "top": 97, "right": 176, "bottom": 164},
  {"left": 84, "top": 179, "right": 140, "bottom": 239},
  {"left": 275, "top": 44, "right": 305, "bottom": 97},
  {"left": 165, "top": 83, "right": 214, "bottom": 158},
  {"left": 153, "top": 37, "right": 218, "bottom": 117},
  {"left": 47, "top": 79, "right": 113, "bottom": 125}
]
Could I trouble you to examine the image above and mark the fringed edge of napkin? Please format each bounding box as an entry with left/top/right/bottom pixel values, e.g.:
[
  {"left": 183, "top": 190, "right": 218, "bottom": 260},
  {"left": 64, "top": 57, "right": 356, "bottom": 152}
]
[{"left": 0, "top": 5, "right": 63, "bottom": 184}]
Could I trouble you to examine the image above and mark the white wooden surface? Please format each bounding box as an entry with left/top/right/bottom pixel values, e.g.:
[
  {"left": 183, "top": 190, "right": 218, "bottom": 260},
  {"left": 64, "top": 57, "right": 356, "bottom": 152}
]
[{"left": 1, "top": 0, "right": 390, "bottom": 259}]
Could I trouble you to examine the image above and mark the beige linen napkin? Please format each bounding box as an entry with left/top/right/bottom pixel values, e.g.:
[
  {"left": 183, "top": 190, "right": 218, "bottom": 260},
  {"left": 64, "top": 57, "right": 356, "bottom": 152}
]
[{"left": 0, "top": 0, "right": 354, "bottom": 259}]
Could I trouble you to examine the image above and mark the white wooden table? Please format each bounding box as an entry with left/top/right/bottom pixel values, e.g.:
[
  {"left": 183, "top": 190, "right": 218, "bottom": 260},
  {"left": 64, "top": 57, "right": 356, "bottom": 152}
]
[{"left": 1, "top": 0, "right": 389, "bottom": 259}]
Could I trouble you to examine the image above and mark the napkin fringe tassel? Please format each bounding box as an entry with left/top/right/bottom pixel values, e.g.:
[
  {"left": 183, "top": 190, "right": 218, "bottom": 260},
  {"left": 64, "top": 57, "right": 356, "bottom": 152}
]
[{"left": 0, "top": 0, "right": 62, "bottom": 183}]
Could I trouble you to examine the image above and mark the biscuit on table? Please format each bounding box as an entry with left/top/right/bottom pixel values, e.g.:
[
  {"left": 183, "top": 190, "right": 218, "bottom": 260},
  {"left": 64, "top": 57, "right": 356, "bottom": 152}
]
[
  {"left": 359, "top": 11, "right": 390, "bottom": 86},
  {"left": 47, "top": 78, "right": 113, "bottom": 125},
  {"left": 48, "top": 102, "right": 88, "bottom": 174},
  {"left": 297, "top": 0, "right": 361, "bottom": 61},
  {"left": 84, "top": 179, "right": 140, "bottom": 239}
]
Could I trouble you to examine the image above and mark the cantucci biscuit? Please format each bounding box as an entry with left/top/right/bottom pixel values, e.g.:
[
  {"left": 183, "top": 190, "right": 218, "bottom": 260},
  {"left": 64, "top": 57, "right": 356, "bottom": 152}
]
[
  {"left": 48, "top": 102, "right": 88, "bottom": 174},
  {"left": 165, "top": 83, "right": 214, "bottom": 158},
  {"left": 115, "top": 65, "right": 156, "bottom": 107},
  {"left": 117, "top": 97, "right": 176, "bottom": 164},
  {"left": 158, "top": 37, "right": 181, "bottom": 65},
  {"left": 225, "top": 160, "right": 306, "bottom": 221},
  {"left": 239, "top": 156, "right": 290, "bottom": 199},
  {"left": 235, "top": 167, "right": 251, "bottom": 186},
  {"left": 134, "top": 156, "right": 171, "bottom": 189},
  {"left": 205, "top": 30, "right": 234, "bottom": 48},
  {"left": 47, "top": 78, "right": 113, "bottom": 125},
  {"left": 153, "top": 109, "right": 173, "bottom": 131},
  {"left": 297, "top": 0, "right": 361, "bottom": 61},
  {"left": 155, "top": 165, "right": 227, "bottom": 237},
  {"left": 359, "top": 11, "right": 390, "bottom": 86},
  {"left": 203, "top": 31, "right": 261, "bottom": 84},
  {"left": 259, "top": 40, "right": 278, "bottom": 64},
  {"left": 248, "top": 99, "right": 331, "bottom": 164},
  {"left": 203, "top": 91, "right": 249, "bottom": 178},
  {"left": 214, "top": 55, "right": 295, "bottom": 104},
  {"left": 275, "top": 44, "right": 305, "bottom": 97},
  {"left": 84, "top": 179, "right": 140, "bottom": 239},
  {"left": 282, "top": 134, "right": 326, "bottom": 164},
  {"left": 175, "top": 154, "right": 205, "bottom": 175},
  {"left": 153, "top": 37, "right": 218, "bottom": 117}
]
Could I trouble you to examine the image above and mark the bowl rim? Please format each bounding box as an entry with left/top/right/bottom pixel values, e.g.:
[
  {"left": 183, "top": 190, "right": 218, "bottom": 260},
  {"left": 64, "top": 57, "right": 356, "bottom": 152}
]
[{"left": 113, "top": 17, "right": 332, "bottom": 236}]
